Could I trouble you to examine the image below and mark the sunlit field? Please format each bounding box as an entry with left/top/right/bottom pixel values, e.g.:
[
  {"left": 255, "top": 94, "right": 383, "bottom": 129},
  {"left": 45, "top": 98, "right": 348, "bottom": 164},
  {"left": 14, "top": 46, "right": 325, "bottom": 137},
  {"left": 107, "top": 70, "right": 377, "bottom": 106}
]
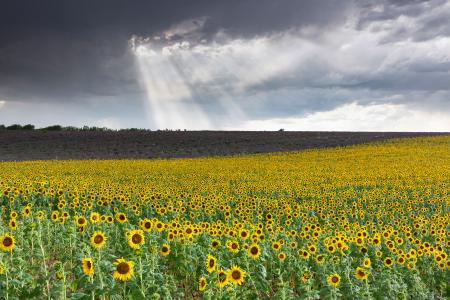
[{"left": 0, "top": 136, "right": 449, "bottom": 299}]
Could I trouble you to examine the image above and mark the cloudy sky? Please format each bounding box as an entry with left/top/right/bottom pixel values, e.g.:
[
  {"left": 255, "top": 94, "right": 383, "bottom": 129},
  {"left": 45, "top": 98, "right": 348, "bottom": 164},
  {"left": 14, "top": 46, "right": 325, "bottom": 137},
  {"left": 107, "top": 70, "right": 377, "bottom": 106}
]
[{"left": 0, "top": 0, "right": 449, "bottom": 131}]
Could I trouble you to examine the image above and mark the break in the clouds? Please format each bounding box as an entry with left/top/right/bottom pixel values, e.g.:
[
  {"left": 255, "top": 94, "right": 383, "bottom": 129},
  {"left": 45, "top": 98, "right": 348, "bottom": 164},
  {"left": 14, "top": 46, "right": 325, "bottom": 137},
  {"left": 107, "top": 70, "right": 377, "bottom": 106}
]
[{"left": 0, "top": 0, "right": 449, "bottom": 131}]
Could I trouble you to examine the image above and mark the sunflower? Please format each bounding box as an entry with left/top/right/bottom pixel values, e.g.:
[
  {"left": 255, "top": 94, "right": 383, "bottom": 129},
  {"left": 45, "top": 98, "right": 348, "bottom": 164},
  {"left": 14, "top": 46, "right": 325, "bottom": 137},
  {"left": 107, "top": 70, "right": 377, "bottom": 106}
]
[
  {"left": 113, "top": 258, "right": 134, "bottom": 282},
  {"left": 116, "top": 213, "right": 127, "bottom": 223},
  {"left": 37, "top": 211, "right": 45, "bottom": 220},
  {"left": 355, "top": 267, "right": 369, "bottom": 280},
  {"left": 211, "top": 239, "right": 221, "bottom": 250},
  {"left": 227, "top": 240, "right": 239, "bottom": 253},
  {"left": 127, "top": 230, "right": 145, "bottom": 249},
  {"left": 22, "top": 206, "right": 31, "bottom": 217},
  {"left": 9, "top": 219, "right": 17, "bottom": 231},
  {"left": 206, "top": 254, "right": 217, "bottom": 273},
  {"left": 82, "top": 258, "right": 94, "bottom": 276},
  {"left": 407, "top": 262, "right": 416, "bottom": 270},
  {"left": 75, "top": 216, "right": 87, "bottom": 227},
  {"left": 184, "top": 225, "right": 194, "bottom": 237},
  {"left": 155, "top": 221, "right": 165, "bottom": 232},
  {"left": 272, "top": 241, "right": 281, "bottom": 251},
  {"left": 308, "top": 245, "right": 317, "bottom": 253},
  {"left": 51, "top": 211, "right": 59, "bottom": 221},
  {"left": 227, "top": 265, "right": 245, "bottom": 285},
  {"left": 160, "top": 243, "right": 171, "bottom": 256},
  {"left": 0, "top": 264, "right": 4, "bottom": 274},
  {"left": 290, "top": 241, "right": 298, "bottom": 249},
  {"left": 301, "top": 271, "right": 311, "bottom": 283},
  {"left": 363, "top": 257, "right": 371, "bottom": 268},
  {"left": 327, "top": 244, "right": 335, "bottom": 253},
  {"left": 384, "top": 257, "right": 394, "bottom": 267},
  {"left": 216, "top": 269, "right": 229, "bottom": 288},
  {"left": 198, "top": 277, "right": 207, "bottom": 292},
  {"left": 315, "top": 254, "right": 325, "bottom": 265},
  {"left": 327, "top": 273, "right": 341, "bottom": 287},
  {"left": 90, "top": 231, "right": 107, "bottom": 249},
  {"left": 397, "top": 256, "right": 406, "bottom": 265},
  {"left": 0, "top": 233, "right": 15, "bottom": 252},
  {"left": 90, "top": 212, "right": 100, "bottom": 224},
  {"left": 278, "top": 252, "right": 286, "bottom": 261},
  {"left": 247, "top": 243, "right": 261, "bottom": 259},
  {"left": 140, "top": 218, "right": 152, "bottom": 232},
  {"left": 239, "top": 229, "right": 249, "bottom": 240}
]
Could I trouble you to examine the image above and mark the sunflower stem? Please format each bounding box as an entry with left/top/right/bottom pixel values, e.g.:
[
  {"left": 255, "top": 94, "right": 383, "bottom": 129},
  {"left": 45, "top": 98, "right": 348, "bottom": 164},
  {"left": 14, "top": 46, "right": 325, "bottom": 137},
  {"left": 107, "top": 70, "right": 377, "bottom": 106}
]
[
  {"left": 60, "top": 263, "right": 67, "bottom": 300},
  {"left": 38, "top": 220, "right": 51, "bottom": 300},
  {"left": 5, "top": 261, "right": 9, "bottom": 300},
  {"left": 245, "top": 257, "right": 258, "bottom": 296},
  {"left": 31, "top": 223, "right": 34, "bottom": 266},
  {"left": 97, "top": 249, "right": 105, "bottom": 295},
  {"left": 139, "top": 255, "right": 146, "bottom": 297},
  {"left": 89, "top": 273, "right": 95, "bottom": 300}
]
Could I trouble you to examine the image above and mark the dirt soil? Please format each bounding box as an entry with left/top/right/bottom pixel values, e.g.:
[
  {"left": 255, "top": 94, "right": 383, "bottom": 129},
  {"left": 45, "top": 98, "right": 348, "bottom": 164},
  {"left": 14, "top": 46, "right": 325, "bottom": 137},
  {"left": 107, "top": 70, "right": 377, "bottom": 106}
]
[{"left": 0, "top": 130, "right": 445, "bottom": 161}]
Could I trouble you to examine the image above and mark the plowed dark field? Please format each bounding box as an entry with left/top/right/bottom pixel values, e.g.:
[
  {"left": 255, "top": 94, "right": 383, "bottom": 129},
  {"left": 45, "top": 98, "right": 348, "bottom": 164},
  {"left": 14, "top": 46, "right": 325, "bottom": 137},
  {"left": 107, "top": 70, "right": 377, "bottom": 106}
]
[{"left": 0, "top": 130, "right": 445, "bottom": 161}]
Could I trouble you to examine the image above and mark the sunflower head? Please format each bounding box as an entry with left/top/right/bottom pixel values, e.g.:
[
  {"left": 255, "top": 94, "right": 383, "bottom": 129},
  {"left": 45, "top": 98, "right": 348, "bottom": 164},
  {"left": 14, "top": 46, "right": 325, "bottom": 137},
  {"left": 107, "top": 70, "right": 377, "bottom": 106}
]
[
  {"left": 206, "top": 254, "right": 217, "bottom": 273},
  {"left": 216, "top": 269, "right": 229, "bottom": 288},
  {"left": 90, "top": 231, "right": 107, "bottom": 249},
  {"left": 81, "top": 258, "right": 94, "bottom": 277},
  {"left": 116, "top": 213, "right": 127, "bottom": 223},
  {"left": 140, "top": 218, "right": 152, "bottom": 232},
  {"left": 327, "top": 273, "right": 341, "bottom": 287},
  {"left": 227, "top": 240, "right": 239, "bottom": 253},
  {"left": 198, "top": 277, "right": 207, "bottom": 292},
  {"left": 227, "top": 265, "right": 246, "bottom": 285},
  {"left": 0, "top": 233, "right": 15, "bottom": 252},
  {"left": 36, "top": 211, "right": 45, "bottom": 220},
  {"left": 22, "top": 206, "right": 31, "bottom": 217},
  {"left": 301, "top": 271, "right": 311, "bottom": 283},
  {"left": 155, "top": 221, "right": 165, "bottom": 232},
  {"left": 51, "top": 211, "right": 59, "bottom": 221},
  {"left": 355, "top": 267, "right": 369, "bottom": 280},
  {"left": 160, "top": 243, "right": 171, "bottom": 256},
  {"left": 407, "top": 262, "right": 416, "bottom": 270},
  {"left": 248, "top": 243, "right": 261, "bottom": 259},
  {"left": 90, "top": 212, "right": 100, "bottom": 224},
  {"left": 75, "top": 216, "right": 87, "bottom": 227},
  {"left": 316, "top": 254, "right": 325, "bottom": 264},
  {"left": 211, "top": 239, "right": 221, "bottom": 250},
  {"left": 384, "top": 257, "right": 394, "bottom": 267},
  {"left": 113, "top": 258, "right": 134, "bottom": 282},
  {"left": 363, "top": 257, "right": 371, "bottom": 268},
  {"left": 8, "top": 219, "right": 17, "bottom": 231},
  {"left": 127, "top": 230, "right": 145, "bottom": 249},
  {"left": 272, "top": 241, "right": 281, "bottom": 251},
  {"left": 239, "top": 229, "right": 249, "bottom": 240}
]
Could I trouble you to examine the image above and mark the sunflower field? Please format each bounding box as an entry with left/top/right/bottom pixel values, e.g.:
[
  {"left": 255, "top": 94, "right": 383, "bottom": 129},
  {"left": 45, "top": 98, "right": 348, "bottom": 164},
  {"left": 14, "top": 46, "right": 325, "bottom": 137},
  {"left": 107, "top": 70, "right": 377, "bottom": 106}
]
[{"left": 0, "top": 135, "right": 449, "bottom": 299}]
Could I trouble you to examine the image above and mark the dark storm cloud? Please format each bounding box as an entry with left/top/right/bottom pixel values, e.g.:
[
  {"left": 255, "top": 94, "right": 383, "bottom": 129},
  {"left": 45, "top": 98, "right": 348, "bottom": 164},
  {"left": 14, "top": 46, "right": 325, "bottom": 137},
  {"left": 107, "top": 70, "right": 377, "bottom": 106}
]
[
  {"left": 357, "top": 0, "right": 450, "bottom": 42},
  {"left": 0, "top": 0, "right": 351, "bottom": 104}
]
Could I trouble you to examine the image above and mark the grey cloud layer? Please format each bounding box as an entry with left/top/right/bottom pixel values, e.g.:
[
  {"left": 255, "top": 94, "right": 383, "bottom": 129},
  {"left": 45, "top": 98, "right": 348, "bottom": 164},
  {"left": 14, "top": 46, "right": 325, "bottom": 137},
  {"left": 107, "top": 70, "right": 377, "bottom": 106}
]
[{"left": 0, "top": 0, "right": 449, "bottom": 129}]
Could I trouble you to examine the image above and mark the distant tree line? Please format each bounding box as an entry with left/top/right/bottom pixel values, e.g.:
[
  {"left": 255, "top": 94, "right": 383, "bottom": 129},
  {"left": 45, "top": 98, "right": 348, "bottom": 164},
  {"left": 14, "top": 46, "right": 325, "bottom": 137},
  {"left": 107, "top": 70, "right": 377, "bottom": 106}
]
[
  {"left": 0, "top": 124, "right": 191, "bottom": 132},
  {"left": 0, "top": 124, "right": 116, "bottom": 131}
]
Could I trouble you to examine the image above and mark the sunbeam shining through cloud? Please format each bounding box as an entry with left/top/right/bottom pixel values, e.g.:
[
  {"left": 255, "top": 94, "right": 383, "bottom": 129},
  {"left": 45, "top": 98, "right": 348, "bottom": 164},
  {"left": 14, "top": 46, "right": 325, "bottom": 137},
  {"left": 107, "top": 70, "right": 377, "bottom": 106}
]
[{"left": 128, "top": 8, "right": 450, "bottom": 130}]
